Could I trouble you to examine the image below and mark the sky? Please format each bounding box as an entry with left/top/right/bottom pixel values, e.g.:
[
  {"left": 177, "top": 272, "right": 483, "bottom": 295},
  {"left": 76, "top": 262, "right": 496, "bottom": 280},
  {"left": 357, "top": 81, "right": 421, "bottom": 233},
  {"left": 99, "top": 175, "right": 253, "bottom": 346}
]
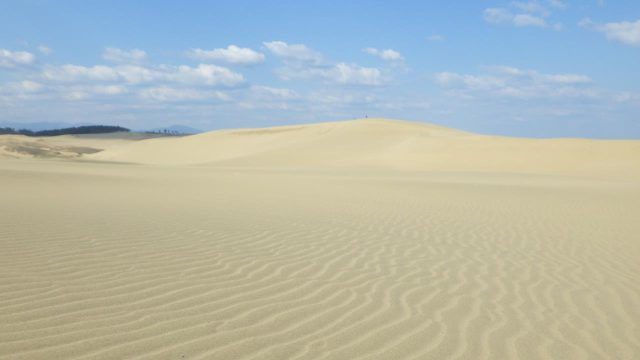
[{"left": 1, "top": 0, "right": 639, "bottom": 137}]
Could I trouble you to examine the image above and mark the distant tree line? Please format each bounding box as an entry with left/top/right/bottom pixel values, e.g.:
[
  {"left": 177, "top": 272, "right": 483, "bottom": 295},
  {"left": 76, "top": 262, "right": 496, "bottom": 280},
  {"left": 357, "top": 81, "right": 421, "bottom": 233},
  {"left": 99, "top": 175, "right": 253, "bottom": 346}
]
[
  {"left": 0, "top": 125, "right": 130, "bottom": 137},
  {"left": 145, "top": 129, "right": 184, "bottom": 136}
]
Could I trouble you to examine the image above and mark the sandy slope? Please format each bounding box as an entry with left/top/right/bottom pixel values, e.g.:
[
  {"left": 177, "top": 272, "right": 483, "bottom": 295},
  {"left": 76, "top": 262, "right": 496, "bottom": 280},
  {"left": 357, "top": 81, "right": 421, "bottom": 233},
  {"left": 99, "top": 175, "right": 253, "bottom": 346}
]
[
  {"left": 0, "top": 132, "right": 168, "bottom": 160},
  {"left": 90, "top": 118, "right": 640, "bottom": 179},
  {"left": 1, "top": 119, "right": 640, "bottom": 359}
]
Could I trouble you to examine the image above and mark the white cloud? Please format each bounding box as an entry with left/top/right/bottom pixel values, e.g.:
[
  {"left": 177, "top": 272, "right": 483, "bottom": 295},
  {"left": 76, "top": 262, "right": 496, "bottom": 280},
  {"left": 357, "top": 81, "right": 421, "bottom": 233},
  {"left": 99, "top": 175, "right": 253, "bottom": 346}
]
[
  {"left": 310, "top": 91, "right": 376, "bottom": 106},
  {"left": 329, "top": 63, "right": 382, "bottom": 85},
  {"left": 484, "top": 2, "right": 564, "bottom": 29},
  {"left": 236, "top": 85, "right": 301, "bottom": 110},
  {"left": 427, "top": 34, "right": 445, "bottom": 42},
  {"left": 580, "top": 18, "right": 640, "bottom": 46},
  {"left": 614, "top": 91, "right": 640, "bottom": 104},
  {"left": 0, "top": 80, "right": 130, "bottom": 102},
  {"left": 250, "top": 85, "right": 300, "bottom": 100},
  {"left": 139, "top": 86, "right": 230, "bottom": 102},
  {"left": 363, "top": 48, "right": 403, "bottom": 61},
  {"left": 484, "top": 8, "right": 547, "bottom": 27},
  {"left": 42, "top": 63, "right": 245, "bottom": 87},
  {"left": 171, "top": 64, "right": 245, "bottom": 86},
  {"left": 54, "top": 85, "right": 129, "bottom": 100},
  {"left": 102, "top": 47, "right": 147, "bottom": 63},
  {"left": 541, "top": 73, "right": 591, "bottom": 84},
  {"left": 435, "top": 72, "right": 505, "bottom": 91},
  {"left": 263, "top": 41, "right": 323, "bottom": 64},
  {"left": 512, "top": 1, "right": 550, "bottom": 15},
  {"left": 112, "top": 65, "right": 158, "bottom": 83},
  {"left": 90, "top": 85, "right": 128, "bottom": 95},
  {"left": 513, "top": 13, "right": 547, "bottom": 27},
  {"left": 43, "top": 65, "right": 120, "bottom": 82},
  {"left": 0, "top": 49, "right": 36, "bottom": 68},
  {"left": 263, "top": 41, "right": 384, "bottom": 86},
  {"left": 0, "top": 81, "right": 44, "bottom": 96},
  {"left": 37, "top": 45, "right": 53, "bottom": 55},
  {"left": 484, "top": 8, "right": 513, "bottom": 24},
  {"left": 19, "top": 80, "right": 44, "bottom": 92},
  {"left": 435, "top": 66, "right": 593, "bottom": 100},
  {"left": 276, "top": 62, "right": 383, "bottom": 86},
  {"left": 188, "top": 45, "right": 265, "bottom": 65}
]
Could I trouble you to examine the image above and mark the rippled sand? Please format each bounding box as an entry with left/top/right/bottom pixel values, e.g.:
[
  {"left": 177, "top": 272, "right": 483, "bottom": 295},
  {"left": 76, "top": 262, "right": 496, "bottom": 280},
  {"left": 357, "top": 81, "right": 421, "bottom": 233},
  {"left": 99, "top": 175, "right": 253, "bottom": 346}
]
[{"left": 1, "top": 119, "right": 639, "bottom": 359}]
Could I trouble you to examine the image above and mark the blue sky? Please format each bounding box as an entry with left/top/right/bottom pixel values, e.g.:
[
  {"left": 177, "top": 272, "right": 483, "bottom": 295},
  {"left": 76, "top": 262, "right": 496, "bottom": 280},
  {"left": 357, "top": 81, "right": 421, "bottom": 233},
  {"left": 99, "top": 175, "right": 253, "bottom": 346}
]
[{"left": 1, "top": 0, "right": 639, "bottom": 137}]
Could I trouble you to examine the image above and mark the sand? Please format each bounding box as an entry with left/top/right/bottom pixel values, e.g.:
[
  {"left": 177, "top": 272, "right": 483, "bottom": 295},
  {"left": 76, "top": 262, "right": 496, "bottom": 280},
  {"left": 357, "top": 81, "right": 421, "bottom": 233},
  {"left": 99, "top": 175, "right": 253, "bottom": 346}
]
[
  {"left": 0, "top": 132, "right": 169, "bottom": 160},
  {"left": 1, "top": 118, "right": 639, "bottom": 359}
]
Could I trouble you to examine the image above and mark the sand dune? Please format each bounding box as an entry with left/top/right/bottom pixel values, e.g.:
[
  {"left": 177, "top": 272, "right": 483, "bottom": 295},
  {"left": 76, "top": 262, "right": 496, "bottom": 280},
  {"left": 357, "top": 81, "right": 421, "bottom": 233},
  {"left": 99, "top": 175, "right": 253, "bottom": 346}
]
[
  {"left": 1, "top": 119, "right": 640, "bottom": 359},
  {"left": 90, "top": 118, "right": 640, "bottom": 179},
  {"left": 0, "top": 132, "right": 167, "bottom": 160}
]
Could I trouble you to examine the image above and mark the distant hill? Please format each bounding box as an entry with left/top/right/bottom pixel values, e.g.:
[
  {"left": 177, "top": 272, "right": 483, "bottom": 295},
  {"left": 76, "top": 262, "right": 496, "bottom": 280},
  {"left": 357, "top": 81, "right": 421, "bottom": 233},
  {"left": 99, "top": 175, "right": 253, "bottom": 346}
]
[
  {"left": 145, "top": 125, "right": 202, "bottom": 135},
  {"left": 0, "top": 125, "right": 130, "bottom": 137}
]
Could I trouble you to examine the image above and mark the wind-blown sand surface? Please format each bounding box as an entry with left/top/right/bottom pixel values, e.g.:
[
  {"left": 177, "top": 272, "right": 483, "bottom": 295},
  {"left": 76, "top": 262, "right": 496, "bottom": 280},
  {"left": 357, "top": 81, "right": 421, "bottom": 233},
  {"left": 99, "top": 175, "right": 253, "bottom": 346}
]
[
  {"left": 0, "top": 132, "right": 167, "bottom": 160},
  {"left": 1, "top": 119, "right": 639, "bottom": 359}
]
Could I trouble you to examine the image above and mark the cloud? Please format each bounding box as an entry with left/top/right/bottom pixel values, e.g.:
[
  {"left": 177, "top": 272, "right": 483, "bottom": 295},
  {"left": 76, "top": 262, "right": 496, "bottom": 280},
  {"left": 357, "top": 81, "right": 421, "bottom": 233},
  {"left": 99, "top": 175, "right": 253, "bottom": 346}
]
[
  {"left": 39, "top": 84, "right": 129, "bottom": 101},
  {"left": 580, "top": 18, "right": 640, "bottom": 46},
  {"left": 540, "top": 73, "right": 591, "bottom": 84},
  {"left": 513, "top": 13, "right": 547, "bottom": 27},
  {"left": 309, "top": 91, "right": 376, "bottom": 106},
  {"left": 263, "top": 41, "right": 323, "bottom": 65},
  {"left": 435, "top": 66, "right": 593, "bottom": 99},
  {"left": 188, "top": 45, "right": 265, "bottom": 65},
  {"left": 236, "top": 85, "right": 301, "bottom": 110},
  {"left": 276, "top": 62, "right": 383, "bottom": 86},
  {"left": 330, "top": 63, "right": 382, "bottom": 85},
  {"left": 171, "top": 64, "right": 245, "bottom": 86},
  {"left": 102, "top": 47, "right": 147, "bottom": 63},
  {"left": 0, "top": 81, "right": 44, "bottom": 95},
  {"left": 0, "top": 49, "right": 36, "bottom": 68},
  {"left": 250, "top": 85, "right": 300, "bottom": 100},
  {"left": 263, "top": 41, "right": 385, "bottom": 86},
  {"left": 139, "top": 86, "right": 230, "bottom": 102},
  {"left": 18, "top": 80, "right": 44, "bottom": 92},
  {"left": 363, "top": 48, "right": 404, "bottom": 61},
  {"left": 484, "top": 2, "right": 563, "bottom": 29},
  {"left": 42, "top": 63, "right": 245, "bottom": 87},
  {"left": 43, "top": 65, "right": 120, "bottom": 82},
  {"left": 427, "top": 34, "right": 445, "bottom": 42},
  {"left": 512, "top": 1, "right": 550, "bottom": 15},
  {"left": 484, "top": 8, "right": 547, "bottom": 27},
  {"left": 37, "top": 45, "right": 53, "bottom": 55},
  {"left": 2, "top": 47, "right": 246, "bottom": 107}
]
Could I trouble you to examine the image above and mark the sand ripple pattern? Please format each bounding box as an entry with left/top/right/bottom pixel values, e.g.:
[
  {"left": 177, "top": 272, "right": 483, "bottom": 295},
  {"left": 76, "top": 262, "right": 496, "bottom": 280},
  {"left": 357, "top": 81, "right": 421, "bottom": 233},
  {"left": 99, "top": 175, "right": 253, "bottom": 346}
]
[{"left": 1, "top": 163, "right": 639, "bottom": 359}]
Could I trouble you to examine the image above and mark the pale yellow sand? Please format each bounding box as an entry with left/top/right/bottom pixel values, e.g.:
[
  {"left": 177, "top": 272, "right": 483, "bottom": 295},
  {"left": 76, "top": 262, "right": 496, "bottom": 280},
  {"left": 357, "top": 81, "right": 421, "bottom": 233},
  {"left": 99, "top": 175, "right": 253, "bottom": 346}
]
[
  {"left": 1, "top": 119, "right": 639, "bottom": 359},
  {"left": 0, "top": 132, "right": 169, "bottom": 160}
]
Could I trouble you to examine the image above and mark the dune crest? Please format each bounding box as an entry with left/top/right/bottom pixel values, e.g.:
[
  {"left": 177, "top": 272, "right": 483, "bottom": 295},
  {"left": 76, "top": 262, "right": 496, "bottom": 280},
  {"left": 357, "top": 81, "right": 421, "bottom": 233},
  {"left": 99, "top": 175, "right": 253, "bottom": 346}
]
[{"left": 89, "top": 118, "right": 640, "bottom": 179}]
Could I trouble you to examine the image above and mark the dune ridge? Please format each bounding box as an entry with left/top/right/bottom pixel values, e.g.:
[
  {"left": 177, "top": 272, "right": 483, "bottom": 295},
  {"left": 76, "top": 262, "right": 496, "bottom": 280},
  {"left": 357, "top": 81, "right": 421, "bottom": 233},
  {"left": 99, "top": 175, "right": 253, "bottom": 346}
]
[{"left": 89, "top": 118, "right": 640, "bottom": 179}]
